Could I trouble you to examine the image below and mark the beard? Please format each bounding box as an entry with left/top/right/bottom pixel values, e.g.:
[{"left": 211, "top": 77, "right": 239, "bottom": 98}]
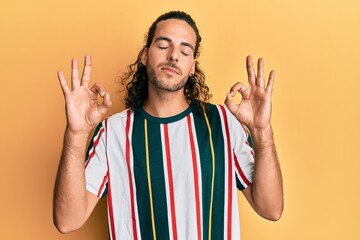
[{"left": 146, "top": 62, "right": 189, "bottom": 92}]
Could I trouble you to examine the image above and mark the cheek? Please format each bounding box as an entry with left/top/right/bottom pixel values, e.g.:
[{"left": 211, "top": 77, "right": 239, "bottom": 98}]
[
  {"left": 183, "top": 61, "right": 195, "bottom": 74},
  {"left": 148, "top": 55, "right": 163, "bottom": 68}
]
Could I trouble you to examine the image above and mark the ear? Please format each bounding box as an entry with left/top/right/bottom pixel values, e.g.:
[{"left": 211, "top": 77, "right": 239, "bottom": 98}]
[{"left": 141, "top": 47, "right": 148, "bottom": 66}]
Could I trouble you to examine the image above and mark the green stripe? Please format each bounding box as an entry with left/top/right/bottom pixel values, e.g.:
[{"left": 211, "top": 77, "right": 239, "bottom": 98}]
[
  {"left": 146, "top": 120, "right": 170, "bottom": 240},
  {"left": 207, "top": 105, "right": 225, "bottom": 239},
  {"left": 133, "top": 109, "right": 170, "bottom": 240},
  {"left": 193, "top": 103, "right": 225, "bottom": 239},
  {"left": 247, "top": 134, "right": 253, "bottom": 148},
  {"left": 192, "top": 109, "right": 212, "bottom": 240},
  {"left": 145, "top": 119, "right": 157, "bottom": 240},
  {"left": 132, "top": 111, "right": 154, "bottom": 239},
  {"left": 236, "top": 177, "right": 245, "bottom": 190}
]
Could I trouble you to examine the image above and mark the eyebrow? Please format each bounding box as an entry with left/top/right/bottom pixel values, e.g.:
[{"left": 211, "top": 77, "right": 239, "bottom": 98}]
[{"left": 154, "top": 36, "right": 195, "bottom": 51}]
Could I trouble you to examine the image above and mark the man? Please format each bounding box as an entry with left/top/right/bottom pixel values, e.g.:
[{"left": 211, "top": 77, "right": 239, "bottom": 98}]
[{"left": 53, "top": 11, "right": 283, "bottom": 240}]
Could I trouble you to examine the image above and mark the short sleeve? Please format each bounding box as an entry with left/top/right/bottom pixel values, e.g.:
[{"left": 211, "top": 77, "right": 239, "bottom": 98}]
[
  {"left": 226, "top": 107, "right": 255, "bottom": 190},
  {"left": 84, "top": 120, "right": 109, "bottom": 198}
]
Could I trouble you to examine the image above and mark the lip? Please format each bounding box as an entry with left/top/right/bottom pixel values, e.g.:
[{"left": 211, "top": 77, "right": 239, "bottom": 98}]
[{"left": 161, "top": 66, "right": 179, "bottom": 74}]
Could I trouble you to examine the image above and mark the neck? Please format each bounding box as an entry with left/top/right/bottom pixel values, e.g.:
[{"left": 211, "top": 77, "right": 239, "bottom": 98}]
[{"left": 143, "top": 86, "right": 189, "bottom": 118}]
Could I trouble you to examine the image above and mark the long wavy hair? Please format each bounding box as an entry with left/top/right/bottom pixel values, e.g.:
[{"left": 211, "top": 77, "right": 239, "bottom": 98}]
[{"left": 121, "top": 11, "right": 211, "bottom": 114}]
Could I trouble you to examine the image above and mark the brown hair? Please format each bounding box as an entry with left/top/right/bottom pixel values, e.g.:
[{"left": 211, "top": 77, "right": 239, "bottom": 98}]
[{"left": 121, "top": 11, "right": 211, "bottom": 113}]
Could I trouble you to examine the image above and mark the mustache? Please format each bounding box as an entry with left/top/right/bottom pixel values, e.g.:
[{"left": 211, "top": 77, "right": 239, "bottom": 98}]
[{"left": 159, "top": 62, "right": 182, "bottom": 75}]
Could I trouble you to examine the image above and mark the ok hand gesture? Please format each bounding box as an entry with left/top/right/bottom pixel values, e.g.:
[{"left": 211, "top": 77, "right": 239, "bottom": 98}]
[
  {"left": 225, "top": 56, "right": 275, "bottom": 130},
  {"left": 57, "top": 54, "right": 112, "bottom": 135}
]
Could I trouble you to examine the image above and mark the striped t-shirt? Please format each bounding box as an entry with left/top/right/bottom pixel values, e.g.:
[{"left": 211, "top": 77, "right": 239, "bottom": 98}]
[{"left": 85, "top": 102, "right": 254, "bottom": 240}]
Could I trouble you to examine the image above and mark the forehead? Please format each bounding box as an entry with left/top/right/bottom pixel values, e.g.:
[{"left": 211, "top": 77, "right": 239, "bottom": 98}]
[{"left": 152, "top": 19, "right": 196, "bottom": 46}]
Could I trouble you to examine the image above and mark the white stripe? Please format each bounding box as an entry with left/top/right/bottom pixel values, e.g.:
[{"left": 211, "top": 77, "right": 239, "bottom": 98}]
[
  {"left": 166, "top": 118, "right": 199, "bottom": 239},
  {"left": 106, "top": 112, "right": 141, "bottom": 240},
  {"left": 221, "top": 105, "right": 254, "bottom": 238},
  {"left": 216, "top": 105, "right": 230, "bottom": 240},
  {"left": 160, "top": 124, "right": 173, "bottom": 240},
  {"left": 188, "top": 113, "right": 203, "bottom": 238},
  {"left": 128, "top": 113, "right": 142, "bottom": 240},
  {"left": 85, "top": 125, "right": 108, "bottom": 196},
  {"left": 84, "top": 125, "right": 104, "bottom": 166},
  {"left": 232, "top": 190, "right": 240, "bottom": 239},
  {"left": 234, "top": 163, "right": 250, "bottom": 189},
  {"left": 225, "top": 105, "right": 254, "bottom": 187}
]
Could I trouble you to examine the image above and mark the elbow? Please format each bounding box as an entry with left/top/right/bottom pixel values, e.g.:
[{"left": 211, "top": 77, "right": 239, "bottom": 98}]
[
  {"left": 54, "top": 224, "right": 72, "bottom": 234},
  {"left": 53, "top": 217, "right": 69, "bottom": 234},
  {"left": 255, "top": 200, "right": 284, "bottom": 221},
  {"left": 263, "top": 208, "right": 283, "bottom": 221},
  {"left": 54, "top": 220, "right": 82, "bottom": 234},
  {"left": 263, "top": 203, "right": 284, "bottom": 221},
  {"left": 53, "top": 214, "right": 84, "bottom": 234},
  {"left": 53, "top": 220, "right": 75, "bottom": 234}
]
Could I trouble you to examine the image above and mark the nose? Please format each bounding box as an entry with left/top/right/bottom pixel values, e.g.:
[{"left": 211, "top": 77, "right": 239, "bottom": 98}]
[{"left": 168, "top": 47, "right": 179, "bottom": 62}]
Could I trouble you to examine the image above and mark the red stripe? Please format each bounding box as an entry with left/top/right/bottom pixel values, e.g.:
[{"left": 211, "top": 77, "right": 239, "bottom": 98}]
[
  {"left": 233, "top": 153, "right": 252, "bottom": 186},
  {"left": 240, "top": 123, "right": 248, "bottom": 136},
  {"left": 85, "top": 128, "right": 105, "bottom": 168},
  {"left": 107, "top": 171, "right": 116, "bottom": 240},
  {"left": 250, "top": 150, "right": 255, "bottom": 157},
  {"left": 107, "top": 174, "right": 116, "bottom": 240},
  {"left": 103, "top": 119, "right": 116, "bottom": 240},
  {"left": 126, "top": 111, "right": 138, "bottom": 240},
  {"left": 97, "top": 173, "right": 108, "bottom": 198},
  {"left": 187, "top": 115, "right": 202, "bottom": 240},
  {"left": 246, "top": 142, "right": 255, "bottom": 157},
  {"left": 219, "top": 105, "right": 233, "bottom": 239},
  {"left": 164, "top": 124, "right": 178, "bottom": 240}
]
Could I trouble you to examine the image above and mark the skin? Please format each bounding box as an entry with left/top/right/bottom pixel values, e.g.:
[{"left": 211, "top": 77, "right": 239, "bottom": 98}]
[
  {"left": 141, "top": 19, "right": 196, "bottom": 117},
  {"left": 225, "top": 56, "right": 283, "bottom": 220},
  {"left": 54, "top": 55, "right": 108, "bottom": 233},
  {"left": 53, "top": 18, "right": 283, "bottom": 234}
]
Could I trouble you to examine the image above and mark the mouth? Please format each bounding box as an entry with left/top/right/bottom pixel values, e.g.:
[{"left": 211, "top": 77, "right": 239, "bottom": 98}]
[{"left": 161, "top": 66, "right": 179, "bottom": 74}]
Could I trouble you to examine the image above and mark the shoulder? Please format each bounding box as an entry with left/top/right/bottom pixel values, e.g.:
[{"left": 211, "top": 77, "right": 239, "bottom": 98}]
[
  {"left": 191, "top": 101, "right": 237, "bottom": 125},
  {"left": 104, "top": 108, "right": 133, "bottom": 127},
  {"left": 202, "top": 102, "right": 230, "bottom": 119},
  {"left": 191, "top": 101, "right": 218, "bottom": 116},
  {"left": 108, "top": 108, "right": 131, "bottom": 119}
]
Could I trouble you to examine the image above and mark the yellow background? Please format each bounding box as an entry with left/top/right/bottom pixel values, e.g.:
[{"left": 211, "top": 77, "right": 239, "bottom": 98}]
[{"left": 1, "top": 0, "right": 359, "bottom": 239}]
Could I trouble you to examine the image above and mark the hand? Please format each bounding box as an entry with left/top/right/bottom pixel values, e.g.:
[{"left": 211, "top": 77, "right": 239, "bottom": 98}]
[
  {"left": 225, "top": 56, "right": 275, "bottom": 130},
  {"left": 57, "top": 54, "right": 112, "bottom": 134}
]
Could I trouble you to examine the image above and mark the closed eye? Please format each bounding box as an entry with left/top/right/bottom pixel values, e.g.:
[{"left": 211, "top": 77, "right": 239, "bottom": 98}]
[{"left": 181, "top": 51, "right": 190, "bottom": 56}]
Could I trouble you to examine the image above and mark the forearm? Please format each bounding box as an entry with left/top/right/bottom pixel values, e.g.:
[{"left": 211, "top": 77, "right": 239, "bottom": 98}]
[
  {"left": 53, "top": 129, "right": 91, "bottom": 233},
  {"left": 249, "top": 125, "right": 283, "bottom": 220}
]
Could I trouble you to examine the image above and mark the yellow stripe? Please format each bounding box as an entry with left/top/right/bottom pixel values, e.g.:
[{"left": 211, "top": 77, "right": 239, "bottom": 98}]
[
  {"left": 145, "top": 119, "right": 157, "bottom": 240},
  {"left": 203, "top": 107, "right": 215, "bottom": 240}
]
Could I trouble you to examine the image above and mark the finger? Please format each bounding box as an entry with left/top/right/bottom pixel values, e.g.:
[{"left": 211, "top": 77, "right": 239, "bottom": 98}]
[
  {"left": 90, "top": 82, "right": 107, "bottom": 97},
  {"left": 229, "top": 82, "right": 249, "bottom": 99},
  {"left": 71, "top": 58, "right": 80, "bottom": 90},
  {"left": 225, "top": 82, "right": 250, "bottom": 111},
  {"left": 57, "top": 70, "right": 71, "bottom": 96},
  {"left": 256, "top": 58, "right": 265, "bottom": 89},
  {"left": 266, "top": 70, "right": 275, "bottom": 93},
  {"left": 98, "top": 92, "right": 112, "bottom": 116},
  {"left": 81, "top": 54, "right": 92, "bottom": 87},
  {"left": 102, "top": 92, "right": 112, "bottom": 108},
  {"left": 225, "top": 91, "right": 237, "bottom": 113},
  {"left": 246, "top": 55, "right": 256, "bottom": 86}
]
